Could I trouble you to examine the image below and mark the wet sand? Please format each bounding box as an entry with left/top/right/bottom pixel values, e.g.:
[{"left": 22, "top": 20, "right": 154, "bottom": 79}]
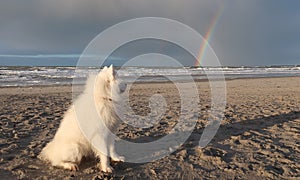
[{"left": 0, "top": 77, "right": 299, "bottom": 179}]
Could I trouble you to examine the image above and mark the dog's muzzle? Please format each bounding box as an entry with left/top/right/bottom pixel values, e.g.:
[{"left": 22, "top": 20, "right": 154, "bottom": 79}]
[{"left": 119, "top": 82, "right": 127, "bottom": 93}]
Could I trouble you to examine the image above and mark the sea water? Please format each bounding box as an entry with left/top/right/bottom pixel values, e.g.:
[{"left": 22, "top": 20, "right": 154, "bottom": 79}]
[{"left": 0, "top": 66, "right": 299, "bottom": 87}]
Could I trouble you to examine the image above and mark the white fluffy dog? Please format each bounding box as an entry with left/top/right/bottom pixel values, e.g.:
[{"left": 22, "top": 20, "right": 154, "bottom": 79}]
[{"left": 39, "top": 65, "right": 126, "bottom": 173}]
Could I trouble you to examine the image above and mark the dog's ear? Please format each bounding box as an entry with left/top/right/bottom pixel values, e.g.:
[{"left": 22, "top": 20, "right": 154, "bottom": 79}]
[
  {"left": 102, "top": 66, "right": 108, "bottom": 71},
  {"left": 108, "top": 64, "right": 113, "bottom": 71},
  {"left": 108, "top": 64, "right": 115, "bottom": 77}
]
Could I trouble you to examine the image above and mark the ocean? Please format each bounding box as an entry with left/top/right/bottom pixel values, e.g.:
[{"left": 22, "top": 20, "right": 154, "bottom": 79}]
[{"left": 0, "top": 66, "right": 299, "bottom": 87}]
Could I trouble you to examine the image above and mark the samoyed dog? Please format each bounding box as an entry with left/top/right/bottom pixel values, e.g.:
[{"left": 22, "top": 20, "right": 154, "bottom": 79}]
[{"left": 39, "top": 65, "right": 126, "bottom": 173}]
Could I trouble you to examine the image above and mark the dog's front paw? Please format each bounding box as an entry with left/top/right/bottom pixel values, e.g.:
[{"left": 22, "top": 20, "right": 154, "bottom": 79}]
[
  {"left": 111, "top": 155, "right": 125, "bottom": 162},
  {"left": 101, "top": 165, "right": 113, "bottom": 173}
]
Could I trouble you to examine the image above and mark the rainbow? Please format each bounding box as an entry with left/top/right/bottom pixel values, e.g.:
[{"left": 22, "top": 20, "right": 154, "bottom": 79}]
[{"left": 194, "top": 9, "right": 224, "bottom": 67}]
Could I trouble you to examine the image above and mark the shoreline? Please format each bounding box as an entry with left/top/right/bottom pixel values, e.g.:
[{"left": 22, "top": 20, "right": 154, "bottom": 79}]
[{"left": 0, "top": 76, "right": 299, "bottom": 94}]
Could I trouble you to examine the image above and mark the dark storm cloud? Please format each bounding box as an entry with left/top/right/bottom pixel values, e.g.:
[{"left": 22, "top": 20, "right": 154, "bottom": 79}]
[{"left": 0, "top": 0, "right": 299, "bottom": 66}]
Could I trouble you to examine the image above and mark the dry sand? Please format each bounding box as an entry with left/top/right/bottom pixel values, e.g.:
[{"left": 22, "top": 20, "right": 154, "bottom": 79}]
[{"left": 0, "top": 77, "right": 299, "bottom": 179}]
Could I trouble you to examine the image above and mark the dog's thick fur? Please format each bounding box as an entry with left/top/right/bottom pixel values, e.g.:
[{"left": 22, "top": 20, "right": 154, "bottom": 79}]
[{"left": 38, "top": 65, "right": 125, "bottom": 173}]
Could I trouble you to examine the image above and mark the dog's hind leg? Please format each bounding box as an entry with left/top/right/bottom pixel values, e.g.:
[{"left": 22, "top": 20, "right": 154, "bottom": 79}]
[
  {"left": 52, "top": 143, "right": 83, "bottom": 171},
  {"left": 59, "top": 162, "right": 79, "bottom": 171}
]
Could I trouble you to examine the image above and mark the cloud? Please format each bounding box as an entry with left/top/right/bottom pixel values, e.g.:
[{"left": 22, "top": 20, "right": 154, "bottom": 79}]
[{"left": 0, "top": 0, "right": 300, "bottom": 66}]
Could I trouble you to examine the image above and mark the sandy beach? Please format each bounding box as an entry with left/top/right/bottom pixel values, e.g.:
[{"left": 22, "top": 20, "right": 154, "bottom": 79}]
[{"left": 0, "top": 77, "right": 299, "bottom": 179}]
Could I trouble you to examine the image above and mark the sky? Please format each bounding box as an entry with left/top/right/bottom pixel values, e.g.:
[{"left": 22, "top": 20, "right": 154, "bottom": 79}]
[{"left": 0, "top": 0, "right": 299, "bottom": 66}]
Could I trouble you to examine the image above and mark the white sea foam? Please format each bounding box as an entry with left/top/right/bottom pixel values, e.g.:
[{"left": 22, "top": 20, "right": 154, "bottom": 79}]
[{"left": 0, "top": 66, "right": 299, "bottom": 87}]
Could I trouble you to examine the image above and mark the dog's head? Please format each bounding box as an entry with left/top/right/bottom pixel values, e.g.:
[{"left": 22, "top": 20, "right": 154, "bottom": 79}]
[{"left": 97, "top": 65, "right": 126, "bottom": 98}]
